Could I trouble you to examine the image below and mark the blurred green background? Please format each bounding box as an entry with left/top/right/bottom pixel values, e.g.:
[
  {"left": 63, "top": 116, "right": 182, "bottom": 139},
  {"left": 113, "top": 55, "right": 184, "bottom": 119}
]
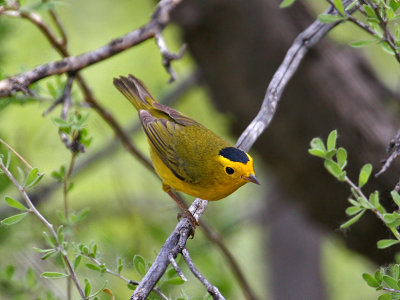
[{"left": 0, "top": 0, "right": 387, "bottom": 299}]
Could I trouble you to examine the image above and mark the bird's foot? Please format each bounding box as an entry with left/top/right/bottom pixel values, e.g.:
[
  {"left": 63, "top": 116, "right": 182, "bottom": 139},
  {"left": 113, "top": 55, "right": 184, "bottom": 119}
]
[{"left": 177, "top": 210, "right": 199, "bottom": 238}]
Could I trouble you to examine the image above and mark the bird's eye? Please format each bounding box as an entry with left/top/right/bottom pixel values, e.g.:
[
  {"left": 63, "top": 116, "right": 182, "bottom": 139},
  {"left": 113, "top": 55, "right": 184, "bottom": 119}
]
[{"left": 225, "top": 167, "right": 234, "bottom": 175}]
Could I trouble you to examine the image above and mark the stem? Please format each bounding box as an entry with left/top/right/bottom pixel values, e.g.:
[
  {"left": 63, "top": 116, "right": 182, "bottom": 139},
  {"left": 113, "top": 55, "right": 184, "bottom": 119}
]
[
  {"left": 63, "top": 152, "right": 77, "bottom": 219},
  {"left": 0, "top": 138, "right": 33, "bottom": 169}
]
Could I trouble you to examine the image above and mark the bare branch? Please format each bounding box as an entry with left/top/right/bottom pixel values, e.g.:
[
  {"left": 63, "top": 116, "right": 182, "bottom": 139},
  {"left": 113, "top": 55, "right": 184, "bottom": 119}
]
[
  {"left": 376, "top": 128, "right": 400, "bottom": 177},
  {"left": 168, "top": 252, "right": 187, "bottom": 282},
  {"left": 0, "top": 0, "right": 184, "bottom": 97},
  {"left": 155, "top": 32, "right": 187, "bottom": 83},
  {"left": 181, "top": 248, "right": 225, "bottom": 300},
  {"left": 236, "top": 2, "right": 351, "bottom": 152},
  {"left": 0, "top": 137, "right": 33, "bottom": 169}
]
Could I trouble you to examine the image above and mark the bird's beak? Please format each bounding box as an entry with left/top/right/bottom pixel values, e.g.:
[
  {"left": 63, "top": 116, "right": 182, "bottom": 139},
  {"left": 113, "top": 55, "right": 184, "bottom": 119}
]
[{"left": 244, "top": 174, "right": 260, "bottom": 185}]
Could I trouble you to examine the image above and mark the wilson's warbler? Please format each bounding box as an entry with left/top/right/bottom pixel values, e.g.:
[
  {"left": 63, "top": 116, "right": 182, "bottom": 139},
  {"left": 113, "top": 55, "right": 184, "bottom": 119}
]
[{"left": 113, "top": 75, "right": 259, "bottom": 211}]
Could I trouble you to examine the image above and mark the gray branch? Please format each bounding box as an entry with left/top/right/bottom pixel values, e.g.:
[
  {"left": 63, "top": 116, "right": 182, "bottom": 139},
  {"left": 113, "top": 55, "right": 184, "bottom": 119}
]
[
  {"left": 131, "top": 2, "right": 354, "bottom": 300},
  {"left": 236, "top": 2, "right": 351, "bottom": 152},
  {"left": 181, "top": 248, "right": 225, "bottom": 300},
  {"left": 0, "top": 0, "right": 184, "bottom": 97}
]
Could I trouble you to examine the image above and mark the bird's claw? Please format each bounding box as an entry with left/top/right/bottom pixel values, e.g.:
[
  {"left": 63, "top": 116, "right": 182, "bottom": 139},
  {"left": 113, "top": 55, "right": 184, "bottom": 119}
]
[{"left": 177, "top": 210, "right": 199, "bottom": 238}]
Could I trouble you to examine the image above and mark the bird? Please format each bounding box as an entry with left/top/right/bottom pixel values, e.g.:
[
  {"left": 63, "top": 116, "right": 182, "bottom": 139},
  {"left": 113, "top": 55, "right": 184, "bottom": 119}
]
[{"left": 113, "top": 75, "right": 259, "bottom": 227}]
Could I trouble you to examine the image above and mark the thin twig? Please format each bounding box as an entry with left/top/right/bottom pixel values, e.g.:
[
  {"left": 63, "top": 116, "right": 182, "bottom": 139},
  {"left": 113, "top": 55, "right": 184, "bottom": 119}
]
[
  {"left": 42, "top": 0, "right": 68, "bottom": 46},
  {"left": 155, "top": 32, "right": 186, "bottom": 83},
  {"left": 181, "top": 248, "right": 225, "bottom": 300},
  {"left": 168, "top": 253, "right": 187, "bottom": 282},
  {"left": 0, "top": 138, "right": 33, "bottom": 169}
]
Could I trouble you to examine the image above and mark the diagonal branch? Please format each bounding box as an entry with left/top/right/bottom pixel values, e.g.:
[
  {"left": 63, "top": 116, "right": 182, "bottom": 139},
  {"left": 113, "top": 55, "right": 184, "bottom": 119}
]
[
  {"left": 130, "top": 2, "right": 353, "bottom": 299},
  {"left": 0, "top": 0, "right": 184, "bottom": 97}
]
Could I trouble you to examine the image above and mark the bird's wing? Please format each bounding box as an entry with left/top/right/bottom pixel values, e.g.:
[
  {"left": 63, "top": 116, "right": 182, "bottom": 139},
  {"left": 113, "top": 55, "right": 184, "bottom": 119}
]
[
  {"left": 139, "top": 110, "right": 194, "bottom": 182},
  {"left": 152, "top": 102, "right": 201, "bottom": 127}
]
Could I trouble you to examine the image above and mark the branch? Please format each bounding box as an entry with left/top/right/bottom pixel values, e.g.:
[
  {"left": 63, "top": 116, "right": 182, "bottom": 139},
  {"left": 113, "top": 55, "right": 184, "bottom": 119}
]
[
  {"left": 131, "top": 2, "right": 353, "bottom": 298},
  {"left": 181, "top": 248, "right": 225, "bottom": 300},
  {"left": 0, "top": 0, "right": 184, "bottom": 97},
  {"left": 236, "top": 2, "right": 351, "bottom": 152}
]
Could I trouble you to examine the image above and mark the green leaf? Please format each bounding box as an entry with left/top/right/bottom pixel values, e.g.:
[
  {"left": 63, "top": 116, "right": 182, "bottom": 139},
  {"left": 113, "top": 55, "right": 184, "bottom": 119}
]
[
  {"left": 117, "top": 257, "right": 123, "bottom": 274},
  {"left": 325, "top": 149, "right": 337, "bottom": 159},
  {"left": 383, "top": 213, "right": 400, "bottom": 224},
  {"left": 4, "top": 265, "right": 15, "bottom": 280},
  {"left": 57, "top": 225, "right": 64, "bottom": 244},
  {"left": 25, "top": 268, "right": 37, "bottom": 288},
  {"left": 74, "top": 255, "right": 82, "bottom": 270},
  {"left": 345, "top": 0, "right": 358, "bottom": 11},
  {"left": 41, "top": 249, "right": 57, "bottom": 260},
  {"left": 348, "top": 39, "right": 377, "bottom": 48},
  {"left": 392, "top": 191, "right": 400, "bottom": 208},
  {"left": 345, "top": 206, "right": 363, "bottom": 216},
  {"left": 41, "top": 272, "right": 69, "bottom": 279},
  {"left": 369, "top": 191, "right": 380, "bottom": 208},
  {"left": 310, "top": 137, "right": 326, "bottom": 152},
  {"left": 164, "top": 277, "right": 185, "bottom": 285},
  {"left": 308, "top": 149, "right": 326, "bottom": 158},
  {"left": 336, "top": 147, "right": 347, "bottom": 169},
  {"left": 5, "top": 196, "right": 28, "bottom": 211},
  {"left": 380, "top": 41, "right": 395, "bottom": 55},
  {"left": 362, "top": 273, "right": 380, "bottom": 288},
  {"left": 324, "top": 160, "right": 344, "bottom": 180},
  {"left": 358, "top": 196, "right": 374, "bottom": 209},
  {"left": 86, "top": 264, "right": 101, "bottom": 272},
  {"left": 333, "top": 0, "right": 345, "bottom": 15},
  {"left": 326, "top": 130, "right": 336, "bottom": 151},
  {"left": 24, "top": 167, "right": 38, "bottom": 187},
  {"left": 378, "top": 294, "right": 391, "bottom": 300},
  {"left": 383, "top": 275, "right": 400, "bottom": 289},
  {"left": 377, "top": 239, "right": 400, "bottom": 249},
  {"left": 348, "top": 198, "right": 360, "bottom": 207},
  {"left": 70, "top": 208, "right": 90, "bottom": 224},
  {"left": 279, "top": 0, "right": 296, "bottom": 8},
  {"left": 133, "top": 255, "right": 146, "bottom": 277},
  {"left": 392, "top": 264, "right": 400, "bottom": 279},
  {"left": 84, "top": 278, "right": 91, "bottom": 297},
  {"left": 340, "top": 210, "right": 366, "bottom": 228},
  {"left": 389, "top": 0, "right": 400, "bottom": 11},
  {"left": 363, "top": 4, "right": 378, "bottom": 19},
  {"left": 358, "top": 163, "right": 372, "bottom": 187},
  {"left": 43, "top": 231, "right": 57, "bottom": 247},
  {"left": 375, "top": 269, "right": 384, "bottom": 284},
  {"left": 1, "top": 212, "right": 29, "bottom": 226},
  {"left": 317, "top": 14, "right": 345, "bottom": 23}
]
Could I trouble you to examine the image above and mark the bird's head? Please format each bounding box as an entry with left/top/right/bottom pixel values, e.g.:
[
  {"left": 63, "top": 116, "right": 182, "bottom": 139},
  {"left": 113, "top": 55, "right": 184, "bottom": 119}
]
[{"left": 217, "top": 147, "right": 259, "bottom": 186}]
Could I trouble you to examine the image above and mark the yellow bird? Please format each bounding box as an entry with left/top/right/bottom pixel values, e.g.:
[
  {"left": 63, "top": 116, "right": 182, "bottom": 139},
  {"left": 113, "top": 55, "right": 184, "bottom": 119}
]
[{"left": 113, "top": 75, "right": 259, "bottom": 217}]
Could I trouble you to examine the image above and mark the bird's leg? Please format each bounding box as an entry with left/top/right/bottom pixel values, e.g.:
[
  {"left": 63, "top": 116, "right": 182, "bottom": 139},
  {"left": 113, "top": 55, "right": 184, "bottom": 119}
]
[{"left": 164, "top": 186, "right": 199, "bottom": 236}]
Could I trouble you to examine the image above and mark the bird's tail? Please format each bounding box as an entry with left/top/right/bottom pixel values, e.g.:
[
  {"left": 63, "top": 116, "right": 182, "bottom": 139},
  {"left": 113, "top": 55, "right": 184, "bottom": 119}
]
[{"left": 113, "top": 75, "right": 157, "bottom": 111}]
